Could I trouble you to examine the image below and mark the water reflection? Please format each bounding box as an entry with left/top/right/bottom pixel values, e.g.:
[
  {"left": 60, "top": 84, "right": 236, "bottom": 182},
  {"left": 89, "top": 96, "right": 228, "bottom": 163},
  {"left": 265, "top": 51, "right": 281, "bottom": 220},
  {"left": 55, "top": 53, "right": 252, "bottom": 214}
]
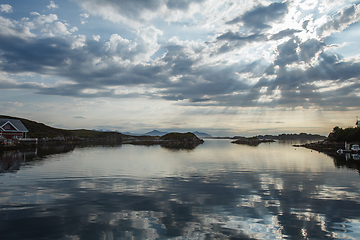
[
  {"left": 0, "top": 140, "right": 360, "bottom": 239},
  {"left": 0, "top": 150, "right": 36, "bottom": 173},
  {"left": 0, "top": 144, "right": 77, "bottom": 174}
]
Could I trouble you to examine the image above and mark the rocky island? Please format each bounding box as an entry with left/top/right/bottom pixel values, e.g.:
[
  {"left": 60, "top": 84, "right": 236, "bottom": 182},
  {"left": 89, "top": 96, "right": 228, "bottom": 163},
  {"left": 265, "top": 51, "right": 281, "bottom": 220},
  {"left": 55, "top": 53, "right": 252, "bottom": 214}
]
[
  {"left": 231, "top": 137, "right": 274, "bottom": 146},
  {"left": 123, "top": 132, "right": 204, "bottom": 149}
]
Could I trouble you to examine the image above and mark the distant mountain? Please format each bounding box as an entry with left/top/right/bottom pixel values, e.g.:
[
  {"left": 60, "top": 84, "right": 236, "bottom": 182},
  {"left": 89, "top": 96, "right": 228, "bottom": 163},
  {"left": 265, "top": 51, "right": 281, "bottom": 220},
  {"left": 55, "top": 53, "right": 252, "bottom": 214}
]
[
  {"left": 193, "top": 131, "right": 212, "bottom": 138},
  {"left": 120, "top": 132, "right": 140, "bottom": 136},
  {"left": 145, "top": 130, "right": 168, "bottom": 136},
  {"left": 92, "top": 129, "right": 112, "bottom": 132}
]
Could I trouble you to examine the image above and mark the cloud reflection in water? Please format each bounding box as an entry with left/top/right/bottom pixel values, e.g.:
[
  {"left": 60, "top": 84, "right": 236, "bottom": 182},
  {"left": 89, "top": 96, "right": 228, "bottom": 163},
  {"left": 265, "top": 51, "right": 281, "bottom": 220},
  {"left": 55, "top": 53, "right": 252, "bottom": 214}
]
[{"left": 0, "top": 140, "right": 360, "bottom": 239}]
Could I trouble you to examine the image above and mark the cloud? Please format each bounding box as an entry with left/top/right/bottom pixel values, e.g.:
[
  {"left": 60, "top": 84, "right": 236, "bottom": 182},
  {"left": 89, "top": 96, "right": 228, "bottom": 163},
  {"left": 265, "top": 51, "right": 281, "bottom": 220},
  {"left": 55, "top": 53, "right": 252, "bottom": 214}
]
[
  {"left": 216, "top": 31, "right": 267, "bottom": 42},
  {"left": 72, "top": 0, "right": 205, "bottom": 27},
  {"left": 270, "top": 29, "right": 302, "bottom": 41},
  {"left": 80, "top": 13, "right": 89, "bottom": 24},
  {"left": 0, "top": 78, "right": 45, "bottom": 90},
  {"left": 226, "top": 2, "right": 289, "bottom": 30},
  {"left": 273, "top": 37, "right": 300, "bottom": 67},
  {"left": 317, "top": 3, "right": 360, "bottom": 38},
  {"left": 0, "top": 1, "right": 360, "bottom": 112},
  {"left": 214, "top": 32, "right": 268, "bottom": 54},
  {"left": 0, "top": 4, "right": 12, "bottom": 13},
  {"left": 166, "top": 0, "right": 205, "bottom": 10},
  {"left": 0, "top": 16, "right": 35, "bottom": 39},
  {"left": 47, "top": 1, "right": 59, "bottom": 9}
]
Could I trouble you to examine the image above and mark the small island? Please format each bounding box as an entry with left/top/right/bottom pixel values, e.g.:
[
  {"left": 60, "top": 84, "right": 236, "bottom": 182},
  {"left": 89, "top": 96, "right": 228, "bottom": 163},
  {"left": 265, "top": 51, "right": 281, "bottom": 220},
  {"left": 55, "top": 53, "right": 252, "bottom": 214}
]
[
  {"left": 231, "top": 137, "right": 274, "bottom": 146},
  {"left": 123, "top": 132, "right": 204, "bottom": 149}
]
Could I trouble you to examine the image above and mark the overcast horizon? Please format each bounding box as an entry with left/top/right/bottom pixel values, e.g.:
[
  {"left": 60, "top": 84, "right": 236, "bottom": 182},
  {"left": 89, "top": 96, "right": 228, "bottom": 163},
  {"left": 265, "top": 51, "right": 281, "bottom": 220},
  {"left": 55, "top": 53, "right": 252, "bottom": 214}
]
[{"left": 1, "top": 0, "right": 360, "bottom": 136}]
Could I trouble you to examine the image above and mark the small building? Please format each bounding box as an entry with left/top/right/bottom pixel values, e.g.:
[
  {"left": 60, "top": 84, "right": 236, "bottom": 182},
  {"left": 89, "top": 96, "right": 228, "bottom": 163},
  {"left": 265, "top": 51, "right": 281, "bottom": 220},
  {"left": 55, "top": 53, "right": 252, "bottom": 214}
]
[
  {"left": 0, "top": 119, "right": 29, "bottom": 139},
  {"left": 356, "top": 120, "right": 360, "bottom": 128}
]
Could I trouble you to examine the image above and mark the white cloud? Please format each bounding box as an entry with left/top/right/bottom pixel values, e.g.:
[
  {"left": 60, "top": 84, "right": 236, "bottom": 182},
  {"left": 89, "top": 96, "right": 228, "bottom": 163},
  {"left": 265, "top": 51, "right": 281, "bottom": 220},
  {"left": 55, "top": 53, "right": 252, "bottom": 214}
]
[
  {"left": 298, "top": 0, "right": 318, "bottom": 10},
  {"left": 0, "top": 4, "right": 12, "bottom": 13},
  {"left": 47, "top": 1, "right": 59, "bottom": 9},
  {"left": 71, "top": 34, "right": 86, "bottom": 48},
  {"left": 317, "top": 4, "right": 360, "bottom": 38},
  {"left": 73, "top": 0, "right": 211, "bottom": 29},
  {"left": 34, "top": 13, "right": 58, "bottom": 26},
  {"left": 25, "top": 13, "right": 78, "bottom": 37},
  {"left": 80, "top": 13, "right": 89, "bottom": 24},
  {"left": 318, "top": 0, "right": 355, "bottom": 14},
  {"left": 0, "top": 16, "right": 35, "bottom": 39},
  {"left": 92, "top": 35, "right": 101, "bottom": 41}
]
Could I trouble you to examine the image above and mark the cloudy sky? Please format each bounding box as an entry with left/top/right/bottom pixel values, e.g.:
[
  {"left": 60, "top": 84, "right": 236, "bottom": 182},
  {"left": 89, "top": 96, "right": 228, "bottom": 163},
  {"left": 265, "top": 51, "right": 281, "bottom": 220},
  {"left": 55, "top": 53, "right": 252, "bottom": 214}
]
[{"left": 0, "top": 0, "right": 360, "bottom": 136}]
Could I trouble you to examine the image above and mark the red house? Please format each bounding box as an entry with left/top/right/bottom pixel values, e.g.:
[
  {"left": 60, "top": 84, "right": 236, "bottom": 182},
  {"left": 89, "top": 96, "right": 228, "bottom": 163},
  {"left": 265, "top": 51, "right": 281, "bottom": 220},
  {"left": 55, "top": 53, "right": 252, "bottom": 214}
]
[{"left": 0, "top": 119, "right": 29, "bottom": 139}]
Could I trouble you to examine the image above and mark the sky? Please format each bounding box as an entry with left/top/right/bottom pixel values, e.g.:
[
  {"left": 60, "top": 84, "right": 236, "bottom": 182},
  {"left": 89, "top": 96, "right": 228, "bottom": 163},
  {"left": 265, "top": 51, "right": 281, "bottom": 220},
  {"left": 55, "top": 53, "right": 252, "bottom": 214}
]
[{"left": 0, "top": 0, "right": 360, "bottom": 136}]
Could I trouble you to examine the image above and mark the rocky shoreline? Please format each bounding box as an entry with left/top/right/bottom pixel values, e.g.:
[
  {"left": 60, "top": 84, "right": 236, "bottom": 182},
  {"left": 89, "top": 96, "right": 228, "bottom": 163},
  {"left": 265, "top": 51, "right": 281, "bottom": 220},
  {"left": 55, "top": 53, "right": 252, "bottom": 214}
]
[{"left": 294, "top": 141, "right": 344, "bottom": 153}]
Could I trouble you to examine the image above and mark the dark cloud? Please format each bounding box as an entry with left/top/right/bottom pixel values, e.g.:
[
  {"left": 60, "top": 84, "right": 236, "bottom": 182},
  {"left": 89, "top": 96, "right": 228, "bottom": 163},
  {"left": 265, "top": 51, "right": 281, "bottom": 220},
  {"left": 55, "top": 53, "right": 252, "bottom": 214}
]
[
  {"left": 0, "top": 36, "right": 76, "bottom": 73},
  {"left": 215, "top": 28, "right": 302, "bottom": 55},
  {"left": 274, "top": 37, "right": 300, "bottom": 67},
  {"left": 299, "top": 39, "right": 325, "bottom": 62},
  {"left": 217, "top": 31, "right": 267, "bottom": 42},
  {"left": 215, "top": 32, "right": 267, "bottom": 54},
  {"left": 270, "top": 29, "right": 302, "bottom": 41},
  {"left": 166, "top": 0, "right": 205, "bottom": 10},
  {"left": 226, "top": 2, "right": 289, "bottom": 30},
  {"left": 162, "top": 45, "right": 196, "bottom": 75},
  {"left": 302, "top": 20, "right": 310, "bottom": 31}
]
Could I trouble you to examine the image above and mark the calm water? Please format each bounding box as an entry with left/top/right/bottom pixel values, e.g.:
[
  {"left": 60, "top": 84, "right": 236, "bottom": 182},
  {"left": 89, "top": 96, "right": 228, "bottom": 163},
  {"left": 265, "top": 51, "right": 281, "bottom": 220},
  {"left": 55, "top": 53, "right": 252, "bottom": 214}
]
[{"left": 0, "top": 140, "right": 360, "bottom": 240}]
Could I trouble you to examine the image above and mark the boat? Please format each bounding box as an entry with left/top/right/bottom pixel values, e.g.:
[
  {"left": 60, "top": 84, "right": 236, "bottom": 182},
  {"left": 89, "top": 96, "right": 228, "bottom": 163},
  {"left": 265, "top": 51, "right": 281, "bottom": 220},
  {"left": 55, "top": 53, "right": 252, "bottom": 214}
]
[
  {"left": 337, "top": 142, "right": 360, "bottom": 154},
  {"left": 351, "top": 144, "right": 359, "bottom": 152},
  {"left": 337, "top": 149, "right": 344, "bottom": 154}
]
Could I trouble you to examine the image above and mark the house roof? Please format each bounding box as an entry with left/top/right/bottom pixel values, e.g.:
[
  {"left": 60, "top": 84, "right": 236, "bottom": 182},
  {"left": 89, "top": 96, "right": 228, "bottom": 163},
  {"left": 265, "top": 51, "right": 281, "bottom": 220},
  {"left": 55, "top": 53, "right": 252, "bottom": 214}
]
[{"left": 0, "top": 119, "right": 29, "bottom": 132}]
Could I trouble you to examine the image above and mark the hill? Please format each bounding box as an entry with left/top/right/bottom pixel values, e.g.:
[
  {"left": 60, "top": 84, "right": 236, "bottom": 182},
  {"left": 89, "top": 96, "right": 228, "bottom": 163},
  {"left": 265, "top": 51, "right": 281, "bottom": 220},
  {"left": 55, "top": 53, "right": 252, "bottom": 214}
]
[{"left": 0, "top": 115, "right": 123, "bottom": 141}]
